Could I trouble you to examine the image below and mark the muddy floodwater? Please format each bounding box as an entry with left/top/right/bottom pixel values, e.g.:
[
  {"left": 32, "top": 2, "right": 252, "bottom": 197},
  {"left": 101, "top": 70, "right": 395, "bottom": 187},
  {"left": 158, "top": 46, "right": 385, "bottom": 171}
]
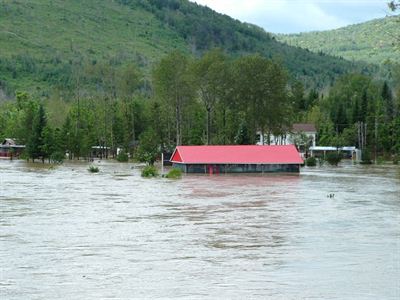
[{"left": 1, "top": 160, "right": 399, "bottom": 299}]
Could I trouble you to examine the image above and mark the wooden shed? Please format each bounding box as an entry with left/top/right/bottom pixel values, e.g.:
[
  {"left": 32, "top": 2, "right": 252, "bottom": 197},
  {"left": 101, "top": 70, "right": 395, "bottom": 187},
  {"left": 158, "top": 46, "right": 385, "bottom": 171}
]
[
  {"left": 170, "top": 145, "right": 303, "bottom": 174},
  {"left": 0, "top": 139, "right": 25, "bottom": 159}
]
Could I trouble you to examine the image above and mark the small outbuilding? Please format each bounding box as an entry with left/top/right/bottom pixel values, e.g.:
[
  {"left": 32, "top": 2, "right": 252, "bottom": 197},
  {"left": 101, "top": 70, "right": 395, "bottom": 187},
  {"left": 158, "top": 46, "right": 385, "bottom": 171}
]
[
  {"left": 0, "top": 139, "right": 25, "bottom": 159},
  {"left": 170, "top": 145, "right": 303, "bottom": 174}
]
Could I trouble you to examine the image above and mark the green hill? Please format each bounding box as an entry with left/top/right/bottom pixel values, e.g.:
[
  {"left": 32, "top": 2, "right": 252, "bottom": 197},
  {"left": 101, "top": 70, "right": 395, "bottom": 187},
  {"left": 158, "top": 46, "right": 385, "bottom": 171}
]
[
  {"left": 0, "top": 0, "right": 373, "bottom": 98},
  {"left": 277, "top": 16, "right": 400, "bottom": 65}
]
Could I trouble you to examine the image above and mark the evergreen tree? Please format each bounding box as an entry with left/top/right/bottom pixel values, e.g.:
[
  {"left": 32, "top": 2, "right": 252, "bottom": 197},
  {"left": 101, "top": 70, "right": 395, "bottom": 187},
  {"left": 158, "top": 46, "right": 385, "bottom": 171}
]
[
  {"left": 382, "top": 81, "right": 394, "bottom": 121},
  {"left": 26, "top": 104, "right": 47, "bottom": 162},
  {"left": 360, "top": 90, "right": 368, "bottom": 123}
]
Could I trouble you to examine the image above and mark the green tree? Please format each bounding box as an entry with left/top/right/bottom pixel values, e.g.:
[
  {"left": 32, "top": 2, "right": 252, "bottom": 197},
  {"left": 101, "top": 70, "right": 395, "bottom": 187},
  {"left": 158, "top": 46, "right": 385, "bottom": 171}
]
[
  {"left": 234, "top": 55, "right": 290, "bottom": 144},
  {"left": 136, "top": 128, "right": 160, "bottom": 165},
  {"left": 382, "top": 81, "right": 394, "bottom": 121},
  {"left": 41, "top": 125, "right": 55, "bottom": 162},
  {"left": 193, "top": 49, "right": 228, "bottom": 144},
  {"left": 153, "top": 51, "right": 195, "bottom": 146},
  {"left": 117, "top": 63, "right": 143, "bottom": 149},
  {"left": 26, "top": 104, "right": 47, "bottom": 162},
  {"left": 388, "top": 1, "right": 400, "bottom": 11},
  {"left": 291, "top": 80, "right": 306, "bottom": 113}
]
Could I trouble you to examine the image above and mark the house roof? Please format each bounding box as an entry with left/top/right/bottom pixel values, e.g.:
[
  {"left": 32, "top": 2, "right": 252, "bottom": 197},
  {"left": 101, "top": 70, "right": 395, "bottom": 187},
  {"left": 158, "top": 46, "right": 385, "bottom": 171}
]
[
  {"left": 292, "top": 123, "right": 316, "bottom": 133},
  {"left": 2, "top": 138, "right": 17, "bottom": 146},
  {"left": 170, "top": 145, "right": 303, "bottom": 164}
]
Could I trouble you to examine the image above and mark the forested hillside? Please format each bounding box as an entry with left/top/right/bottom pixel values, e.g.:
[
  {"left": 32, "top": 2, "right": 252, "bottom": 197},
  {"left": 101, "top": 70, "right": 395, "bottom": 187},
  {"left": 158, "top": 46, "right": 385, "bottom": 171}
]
[
  {"left": 277, "top": 16, "right": 399, "bottom": 65},
  {"left": 0, "top": 0, "right": 399, "bottom": 163},
  {"left": 0, "top": 0, "right": 370, "bottom": 98}
]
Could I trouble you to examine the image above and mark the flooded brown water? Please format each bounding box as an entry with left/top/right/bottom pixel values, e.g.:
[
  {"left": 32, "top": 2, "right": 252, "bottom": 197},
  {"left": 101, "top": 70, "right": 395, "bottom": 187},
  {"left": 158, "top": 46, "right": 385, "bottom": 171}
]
[{"left": 1, "top": 160, "right": 399, "bottom": 299}]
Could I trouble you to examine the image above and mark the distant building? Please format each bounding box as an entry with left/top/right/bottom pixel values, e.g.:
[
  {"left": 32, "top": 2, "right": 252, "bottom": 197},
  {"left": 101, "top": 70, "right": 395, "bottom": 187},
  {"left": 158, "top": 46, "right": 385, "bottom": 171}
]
[
  {"left": 91, "top": 145, "right": 111, "bottom": 159},
  {"left": 257, "top": 123, "right": 317, "bottom": 148},
  {"left": 170, "top": 145, "right": 303, "bottom": 174},
  {"left": 310, "top": 146, "right": 361, "bottom": 161},
  {"left": 0, "top": 139, "right": 25, "bottom": 159}
]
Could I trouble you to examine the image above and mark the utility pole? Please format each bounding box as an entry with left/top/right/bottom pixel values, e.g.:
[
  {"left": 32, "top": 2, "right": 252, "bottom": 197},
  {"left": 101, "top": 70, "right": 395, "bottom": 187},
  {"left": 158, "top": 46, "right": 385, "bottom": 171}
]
[{"left": 375, "top": 116, "right": 378, "bottom": 163}]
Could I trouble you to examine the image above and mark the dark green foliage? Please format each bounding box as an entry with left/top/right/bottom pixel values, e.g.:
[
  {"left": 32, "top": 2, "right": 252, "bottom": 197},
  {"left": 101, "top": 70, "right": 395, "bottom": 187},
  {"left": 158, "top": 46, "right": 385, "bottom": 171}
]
[
  {"left": 141, "top": 165, "right": 158, "bottom": 177},
  {"left": 0, "top": 0, "right": 377, "bottom": 98},
  {"left": 382, "top": 81, "right": 394, "bottom": 121},
  {"left": 1, "top": 48, "right": 399, "bottom": 164},
  {"left": 234, "top": 55, "right": 290, "bottom": 144},
  {"left": 326, "top": 152, "right": 342, "bottom": 166},
  {"left": 360, "top": 149, "right": 373, "bottom": 165},
  {"left": 278, "top": 16, "right": 399, "bottom": 65},
  {"left": 153, "top": 51, "right": 195, "bottom": 146},
  {"left": 389, "top": 1, "right": 400, "bottom": 11},
  {"left": 316, "top": 71, "right": 400, "bottom": 158},
  {"left": 193, "top": 49, "right": 228, "bottom": 144},
  {"left": 135, "top": 129, "right": 160, "bottom": 165},
  {"left": 50, "top": 151, "right": 65, "bottom": 164},
  {"left": 306, "top": 157, "right": 317, "bottom": 167},
  {"left": 165, "top": 168, "right": 182, "bottom": 179},
  {"left": 116, "top": 151, "right": 129, "bottom": 162},
  {"left": 88, "top": 165, "right": 100, "bottom": 173},
  {"left": 26, "top": 104, "right": 47, "bottom": 162},
  {"left": 234, "top": 121, "right": 251, "bottom": 145}
]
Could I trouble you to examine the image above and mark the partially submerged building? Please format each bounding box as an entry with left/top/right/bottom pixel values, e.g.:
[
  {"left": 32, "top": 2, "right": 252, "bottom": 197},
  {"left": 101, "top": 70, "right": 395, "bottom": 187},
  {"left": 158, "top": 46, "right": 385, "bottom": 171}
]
[
  {"left": 0, "top": 139, "right": 25, "bottom": 159},
  {"left": 310, "top": 146, "right": 361, "bottom": 161},
  {"left": 170, "top": 145, "right": 303, "bottom": 174}
]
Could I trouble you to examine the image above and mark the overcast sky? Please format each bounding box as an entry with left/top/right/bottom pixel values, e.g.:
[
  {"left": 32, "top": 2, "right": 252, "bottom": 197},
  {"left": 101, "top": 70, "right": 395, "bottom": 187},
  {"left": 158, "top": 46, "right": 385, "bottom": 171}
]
[{"left": 189, "top": 0, "right": 395, "bottom": 34}]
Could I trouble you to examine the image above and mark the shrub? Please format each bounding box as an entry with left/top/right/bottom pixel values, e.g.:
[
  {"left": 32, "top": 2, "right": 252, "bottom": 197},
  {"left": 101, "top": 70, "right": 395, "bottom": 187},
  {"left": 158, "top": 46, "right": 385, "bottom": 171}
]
[
  {"left": 360, "top": 149, "right": 372, "bottom": 165},
  {"left": 305, "top": 156, "right": 317, "bottom": 167},
  {"left": 165, "top": 168, "right": 182, "bottom": 179},
  {"left": 326, "top": 152, "right": 342, "bottom": 166},
  {"left": 88, "top": 165, "right": 99, "bottom": 173},
  {"left": 141, "top": 165, "right": 158, "bottom": 177},
  {"left": 393, "top": 154, "right": 399, "bottom": 165},
  {"left": 116, "top": 150, "right": 129, "bottom": 162},
  {"left": 50, "top": 151, "right": 64, "bottom": 164}
]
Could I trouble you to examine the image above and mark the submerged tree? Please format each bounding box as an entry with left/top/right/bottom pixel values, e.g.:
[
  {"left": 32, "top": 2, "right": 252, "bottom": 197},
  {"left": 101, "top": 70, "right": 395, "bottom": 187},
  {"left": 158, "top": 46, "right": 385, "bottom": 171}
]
[{"left": 135, "top": 128, "right": 160, "bottom": 165}]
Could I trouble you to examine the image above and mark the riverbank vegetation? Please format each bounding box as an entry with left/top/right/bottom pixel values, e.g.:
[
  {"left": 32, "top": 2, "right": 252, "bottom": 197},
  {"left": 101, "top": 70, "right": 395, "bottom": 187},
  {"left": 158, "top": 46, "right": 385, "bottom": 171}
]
[
  {"left": 141, "top": 165, "right": 158, "bottom": 178},
  {"left": 0, "top": 49, "right": 399, "bottom": 163},
  {"left": 165, "top": 168, "right": 182, "bottom": 179},
  {"left": 88, "top": 165, "right": 99, "bottom": 173}
]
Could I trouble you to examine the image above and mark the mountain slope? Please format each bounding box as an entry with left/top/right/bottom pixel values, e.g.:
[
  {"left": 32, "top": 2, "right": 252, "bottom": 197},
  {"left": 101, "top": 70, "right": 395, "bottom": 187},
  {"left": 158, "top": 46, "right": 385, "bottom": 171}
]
[
  {"left": 276, "top": 16, "right": 400, "bottom": 65},
  {"left": 0, "top": 0, "right": 372, "bottom": 97}
]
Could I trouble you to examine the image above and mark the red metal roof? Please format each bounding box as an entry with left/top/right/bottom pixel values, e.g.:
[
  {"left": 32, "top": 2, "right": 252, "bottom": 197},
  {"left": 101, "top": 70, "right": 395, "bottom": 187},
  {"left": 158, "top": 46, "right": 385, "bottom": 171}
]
[{"left": 170, "top": 145, "right": 303, "bottom": 164}]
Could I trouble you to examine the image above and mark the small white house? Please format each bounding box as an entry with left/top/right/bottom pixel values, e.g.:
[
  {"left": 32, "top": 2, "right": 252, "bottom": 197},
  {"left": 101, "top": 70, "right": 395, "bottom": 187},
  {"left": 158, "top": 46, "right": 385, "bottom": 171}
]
[{"left": 257, "top": 123, "right": 317, "bottom": 148}]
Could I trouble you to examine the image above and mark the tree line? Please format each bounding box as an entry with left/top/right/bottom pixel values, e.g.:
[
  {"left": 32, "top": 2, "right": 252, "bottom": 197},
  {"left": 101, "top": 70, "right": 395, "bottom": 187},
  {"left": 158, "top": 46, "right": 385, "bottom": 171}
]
[{"left": 0, "top": 49, "right": 399, "bottom": 163}]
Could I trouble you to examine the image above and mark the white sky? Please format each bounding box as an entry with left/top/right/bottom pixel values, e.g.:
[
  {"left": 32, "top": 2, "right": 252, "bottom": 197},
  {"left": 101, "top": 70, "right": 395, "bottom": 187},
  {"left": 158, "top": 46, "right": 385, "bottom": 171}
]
[{"left": 189, "top": 0, "right": 395, "bottom": 33}]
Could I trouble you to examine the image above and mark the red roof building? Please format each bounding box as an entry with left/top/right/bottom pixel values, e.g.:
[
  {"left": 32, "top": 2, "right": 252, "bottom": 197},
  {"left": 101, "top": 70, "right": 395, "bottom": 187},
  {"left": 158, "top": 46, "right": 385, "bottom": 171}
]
[{"left": 170, "top": 145, "right": 303, "bottom": 174}]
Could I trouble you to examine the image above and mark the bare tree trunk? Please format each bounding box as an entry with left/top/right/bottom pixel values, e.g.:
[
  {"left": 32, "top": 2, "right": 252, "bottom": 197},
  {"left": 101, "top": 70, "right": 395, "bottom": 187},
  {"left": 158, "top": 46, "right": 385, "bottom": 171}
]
[
  {"left": 206, "top": 107, "right": 211, "bottom": 145},
  {"left": 176, "top": 104, "right": 181, "bottom": 146},
  {"left": 261, "top": 128, "right": 265, "bottom": 145},
  {"left": 222, "top": 107, "right": 226, "bottom": 145}
]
